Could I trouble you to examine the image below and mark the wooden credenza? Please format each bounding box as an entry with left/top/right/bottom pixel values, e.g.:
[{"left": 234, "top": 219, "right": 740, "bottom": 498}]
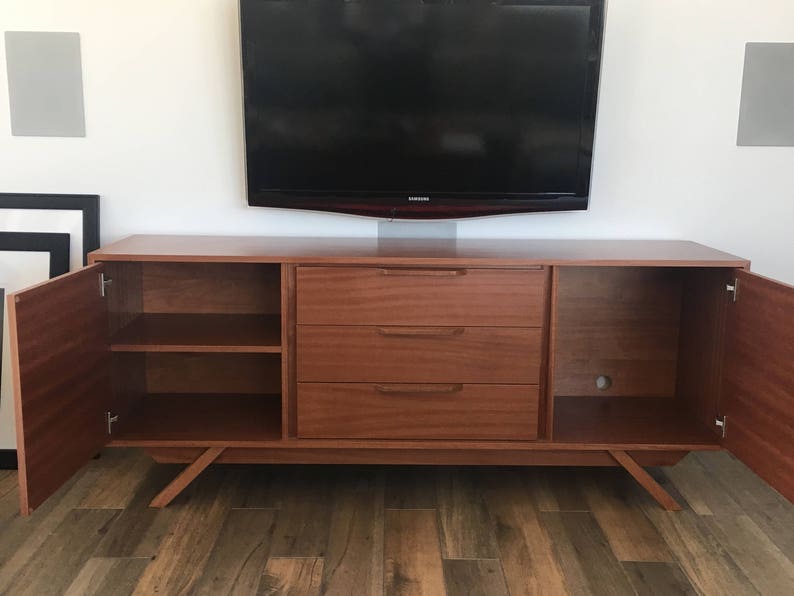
[{"left": 7, "top": 235, "right": 793, "bottom": 514}]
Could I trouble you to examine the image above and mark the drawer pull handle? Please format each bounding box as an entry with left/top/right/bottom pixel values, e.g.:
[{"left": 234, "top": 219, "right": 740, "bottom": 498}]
[
  {"left": 378, "top": 268, "right": 467, "bottom": 277},
  {"left": 376, "top": 326, "right": 464, "bottom": 338},
  {"left": 374, "top": 383, "right": 464, "bottom": 395}
]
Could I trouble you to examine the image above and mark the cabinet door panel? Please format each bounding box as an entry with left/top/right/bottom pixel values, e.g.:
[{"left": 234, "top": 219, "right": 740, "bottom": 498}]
[
  {"left": 722, "top": 270, "right": 794, "bottom": 502},
  {"left": 7, "top": 264, "right": 111, "bottom": 514}
]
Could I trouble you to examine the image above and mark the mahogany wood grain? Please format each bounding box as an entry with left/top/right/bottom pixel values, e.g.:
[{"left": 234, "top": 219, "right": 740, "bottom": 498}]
[
  {"left": 281, "top": 264, "right": 297, "bottom": 439},
  {"left": 126, "top": 435, "right": 718, "bottom": 451},
  {"left": 721, "top": 270, "right": 794, "bottom": 503},
  {"left": 296, "top": 266, "right": 546, "bottom": 327},
  {"left": 676, "top": 268, "right": 731, "bottom": 433},
  {"left": 610, "top": 450, "right": 682, "bottom": 511},
  {"left": 546, "top": 266, "right": 560, "bottom": 440},
  {"left": 145, "top": 353, "right": 281, "bottom": 394},
  {"left": 12, "top": 235, "right": 770, "bottom": 515},
  {"left": 297, "top": 383, "right": 539, "bottom": 440},
  {"left": 142, "top": 447, "right": 689, "bottom": 467},
  {"left": 148, "top": 447, "right": 225, "bottom": 508},
  {"left": 111, "top": 353, "right": 147, "bottom": 438},
  {"left": 141, "top": 262, "right": 280, "bottom": 314},
  {"left": 553, "top": 396, "right": 720, "bottom": 447},
  {"left": 554, "top": 267, "right": 682, "bottom": 398},
  {"left": 537, "top": 266, "right": 552, "bottom": 439},
  {"left": 110, "top": 313, "right": 281, "bottom": 353},
  {"left": 103, "top": 261, "right": 143, "bottom": 335},
  {"left": 297, "top": 325, "right": 541, "bottom": 384},
  {"left": 7, "top": 265, "right": 112, "bottom": 515},
  {"left": 90, "top": 235, "right": 749, "bottom": 268},
  {"left": 104, "top": 264, "right": 147, "bottom": 435},
  {"left": 112, "top": 394, "right": 282, "bottom": 443}
]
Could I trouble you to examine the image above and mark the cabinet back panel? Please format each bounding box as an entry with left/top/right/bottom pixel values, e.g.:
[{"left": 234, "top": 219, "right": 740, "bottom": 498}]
[
  {"left": 145, "top": 353, "right": 281, "bottom": 394},
  {"left": 112, "top": 352, "right": 146, "bottom": 434},
  {"left": 141, "top": 263, "right": 280, "bottom": 314},
  {"left": 104, "top": 262, "right": 143, "bottom": 335},
  {"left": 554, "top": 267, "right": 682, "bottom": 398}
]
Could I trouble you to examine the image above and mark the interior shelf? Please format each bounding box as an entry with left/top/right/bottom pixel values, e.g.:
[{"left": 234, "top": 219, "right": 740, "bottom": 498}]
[
  {"left": 110, "top": 314, "right": 281, "bottom": 353},
  {"left": 112, "top": 394, "right": 282, "bottom": 444},
  {"left": 553, "top": 396, "right": 721, "bottom": 447}
]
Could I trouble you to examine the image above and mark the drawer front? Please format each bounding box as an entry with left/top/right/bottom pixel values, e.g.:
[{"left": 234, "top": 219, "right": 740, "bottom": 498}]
[
  {"left": 297, "top": 325, "right": 541, "bottom": 384},
  {"left": 296, "top": 266, "right": 546, "bottom": 326},
  {"left": 298, "top": 383, "right": 539, "bottom": 440}
]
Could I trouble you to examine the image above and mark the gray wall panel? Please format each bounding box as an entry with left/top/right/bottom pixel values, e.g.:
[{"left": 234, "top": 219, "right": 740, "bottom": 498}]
[
  {"left": 4, "top": 31, "right": 86, "bottom": 137},
  {"left": 737, "top": 42, "right": 794, "bottom": 147}
]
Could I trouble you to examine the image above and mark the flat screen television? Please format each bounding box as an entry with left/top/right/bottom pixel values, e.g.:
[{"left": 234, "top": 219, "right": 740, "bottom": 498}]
[{"left": 240, "top": 0, "right": 605, "bottom": 219}]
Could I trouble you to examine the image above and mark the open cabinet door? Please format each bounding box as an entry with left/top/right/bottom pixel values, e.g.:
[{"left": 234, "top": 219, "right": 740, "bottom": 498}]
[
  {"left": 721, "top": 269, "right": 794, "bottom": 502},
  {"left": 7, "top": 264, "right": 112, "bottom": 514}
]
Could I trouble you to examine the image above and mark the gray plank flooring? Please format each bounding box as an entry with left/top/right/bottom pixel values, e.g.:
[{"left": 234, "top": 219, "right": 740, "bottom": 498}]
[{"left": 0, "top": 449, "right": 792, "bottom": 595}]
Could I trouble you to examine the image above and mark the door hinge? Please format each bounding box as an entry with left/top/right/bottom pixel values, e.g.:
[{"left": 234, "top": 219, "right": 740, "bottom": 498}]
[
  {"left": 106, "top": 411, "right": 119, "bottom": 435},
  {"left": 99, "top": 273, "right": 113, "bottom": 297},
  {"left": 715, "top": 415, "right": 727, "bottom": 438},
  {"left": 726, "top": 278, "right": 739, "bottom": 302}
]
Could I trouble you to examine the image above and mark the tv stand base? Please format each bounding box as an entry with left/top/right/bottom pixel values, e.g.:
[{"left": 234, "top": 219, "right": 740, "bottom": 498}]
[
  {"left": 609, "top": 450, "right": 682, "bottom": 511},
  {"left": 142, "top": 446, "right": 690, "bottom": 509},
  {"left": 149, "top": 446, "right": 226, "bottom": 508}
]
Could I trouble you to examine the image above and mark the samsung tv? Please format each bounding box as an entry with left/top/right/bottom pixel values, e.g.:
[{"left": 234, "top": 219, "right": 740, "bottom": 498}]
[{"left": 240, "top": 0, "right": 605, "bottom": 219}]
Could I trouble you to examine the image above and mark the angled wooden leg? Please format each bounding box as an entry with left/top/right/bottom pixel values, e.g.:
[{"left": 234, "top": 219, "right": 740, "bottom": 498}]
[
  {"left": 609, "top": 449, "right": 682, "bottom": 511},
  {"left": 150, "top": 446, "right": 225, "bottom": 508}
]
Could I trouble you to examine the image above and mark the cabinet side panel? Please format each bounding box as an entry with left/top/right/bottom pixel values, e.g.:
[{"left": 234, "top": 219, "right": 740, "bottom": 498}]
[
  {"left": 538, "top": 267, "right": 553, "bottom": 438},
  {"left": 103, "top": 262, "right": 146, "bottom": 430},
  {"left": 104, "top": 261, "right": 142, "bottom": 334},
  {"left": 543, "top": 266, "right": 558, "bottom": 438},
  {"left": 7, "top": 265, "right": 111, "bottom": 514},
  {"left": 676, "top": 268, "right": 730, "bottom": 433},
  {"left": 282, "top": 264, "right": 297, "bottom": 438}
]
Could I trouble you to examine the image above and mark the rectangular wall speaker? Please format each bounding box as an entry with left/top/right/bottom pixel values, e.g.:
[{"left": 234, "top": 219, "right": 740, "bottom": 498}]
[
  {"left": 737, "top": 42, "right": 794, "bottom": 147},
  {"left": 4, "top": 31, "right": 86, "bottom": 137}
]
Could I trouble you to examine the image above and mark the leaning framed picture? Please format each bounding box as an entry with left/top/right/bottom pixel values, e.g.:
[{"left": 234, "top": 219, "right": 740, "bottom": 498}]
[{"left": 0, "top": 193, "right": 99, "bottom": 267}]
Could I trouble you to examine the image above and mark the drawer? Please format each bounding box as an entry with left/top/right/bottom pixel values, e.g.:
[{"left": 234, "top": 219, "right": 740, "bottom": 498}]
[
  {"left": 296, "top": 266, "right": 546, "bottom": 326},
  {"left": 297, "top": 383, "right": 539, "bottom": 440},
  {"left": 297, "top": 325, "right": 541, "bottom": 384}
]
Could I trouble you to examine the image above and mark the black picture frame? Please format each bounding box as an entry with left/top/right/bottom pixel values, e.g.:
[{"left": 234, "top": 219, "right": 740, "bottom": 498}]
[
  {"left": 0, "top": 193, "right": 99, "bottom": 266},
  {"left": 0, "top": 231, "right": 71, "bottom": 469},
  {"left": 0, "top": 232, "right": 71, "bottom": 278}
]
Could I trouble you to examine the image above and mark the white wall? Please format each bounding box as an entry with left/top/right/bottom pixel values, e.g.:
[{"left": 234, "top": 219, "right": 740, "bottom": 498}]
[
  {"left": 0, "top": 0, "right": 792, "bottom": 451},
  {"left": 1, "top": 0, "right": 793, "bottom": 286}
]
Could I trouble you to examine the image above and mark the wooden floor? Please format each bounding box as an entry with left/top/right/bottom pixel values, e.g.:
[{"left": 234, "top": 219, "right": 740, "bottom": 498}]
[{"left": 0, "top": 450, "right": 792, "bottom": 595}]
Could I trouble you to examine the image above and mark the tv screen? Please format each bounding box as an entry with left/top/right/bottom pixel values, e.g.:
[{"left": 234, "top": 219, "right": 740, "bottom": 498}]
[{"left": 240, "top": 0, "right": 605, "bottom": 218}]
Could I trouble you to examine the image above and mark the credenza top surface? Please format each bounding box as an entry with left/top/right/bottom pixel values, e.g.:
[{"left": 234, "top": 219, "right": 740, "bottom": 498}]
[{"left": 89, "top": 235, "right": 749, "bottom": 267}]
